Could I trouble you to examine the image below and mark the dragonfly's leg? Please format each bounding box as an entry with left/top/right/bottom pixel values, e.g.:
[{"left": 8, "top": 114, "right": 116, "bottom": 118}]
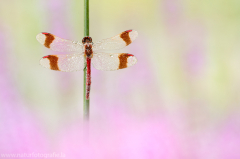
[{"left": 84, "top": 61, "right": 87, "bottom": 69}]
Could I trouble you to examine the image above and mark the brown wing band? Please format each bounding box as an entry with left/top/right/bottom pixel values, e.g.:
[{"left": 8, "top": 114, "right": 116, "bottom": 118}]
[
  {"left": 44, "top": 33, "right": 55, "bottom": 48},
  {"left": 45, "top": 55, "right": 60, "bottom": 71},
  {"left": 118, "top": 53, "right": 132, "bottom": 69},
  {"left": 120, "top": 31, "right": 131, "bottom": 46}
]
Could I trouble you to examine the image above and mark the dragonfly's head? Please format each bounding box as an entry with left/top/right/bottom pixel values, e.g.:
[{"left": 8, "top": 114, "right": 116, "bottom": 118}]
[{"left": 82, "top": 37, "right": 92, "bottom": 44}]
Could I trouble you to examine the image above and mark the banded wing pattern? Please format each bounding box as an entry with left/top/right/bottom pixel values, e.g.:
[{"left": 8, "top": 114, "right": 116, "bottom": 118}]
[
  {"left": 37, "top": 30, "right": 138, "bottom": 72},
  {"left": 92, "top": 53, "right": 137, "bottom": 71},
  {"left": 40, "top": 53, "right": 85, "bottom": 72},
  {"left": 36, "top": 32, "right": 83, "bottom": 52},
  {"left": 37, "top": 30, "right": 138, "bottom": 101},
  {"left": 93, "top": 30, "right": 138, "bottom": 51}
]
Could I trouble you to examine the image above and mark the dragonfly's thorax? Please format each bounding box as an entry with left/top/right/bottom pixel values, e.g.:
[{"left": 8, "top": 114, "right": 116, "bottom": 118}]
[
  {"left": 84, "top": 43, "right": 93, "bottom": 58},
  {"left": 82, "top": 37, "right": 93, "bottom": 58}
]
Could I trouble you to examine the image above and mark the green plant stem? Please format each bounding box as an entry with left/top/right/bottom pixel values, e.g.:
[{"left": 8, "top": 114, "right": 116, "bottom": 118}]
[
  {"left": 83, "top": 0, "right": 89, "bottom": 120},
  {"left": 84, "top": 0, "right": 89, "bottom": 37}
]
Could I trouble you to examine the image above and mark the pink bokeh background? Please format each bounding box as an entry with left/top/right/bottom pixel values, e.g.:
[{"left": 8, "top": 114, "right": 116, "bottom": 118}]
[{"left": 0, "top": 0, "right": 240, "bottom": 158}]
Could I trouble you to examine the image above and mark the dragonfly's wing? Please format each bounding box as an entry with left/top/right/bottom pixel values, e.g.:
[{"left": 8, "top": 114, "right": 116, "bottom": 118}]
[
  {"left": 36, "top": 32, "right": 83, "bottom": 52},
  {"left": 92, "top": 53, "right": 137, "bottom": 71},
  {"left": 40, "top": 53, "right": 85, "bottom": 72},
  {"left": 93, "top": 30, "right": 138, "bottom": 51}
]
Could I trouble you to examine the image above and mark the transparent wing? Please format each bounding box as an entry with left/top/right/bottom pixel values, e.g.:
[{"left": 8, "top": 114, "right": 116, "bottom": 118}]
[
  {"left": 40, "top": 53, "right": 85, "bottom": 72},
  {"left": 92, "top": 53, "right": 137, "bottom": 71},
  {"left": 36, "top": 32, "right": 83, "bottom": 52},
  {"left": 93, "top": 30, "right": 138, "bottom": 52}
]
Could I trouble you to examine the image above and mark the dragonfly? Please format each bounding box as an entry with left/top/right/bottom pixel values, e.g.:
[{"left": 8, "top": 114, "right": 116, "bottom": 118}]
[{"left": 36, "top": 30, "right": 138, "bottom": 99}]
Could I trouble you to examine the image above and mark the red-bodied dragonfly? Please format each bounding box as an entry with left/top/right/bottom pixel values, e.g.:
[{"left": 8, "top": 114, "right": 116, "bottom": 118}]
[{"left": 36, "top": 30, "right": 138, "bottom": 99}]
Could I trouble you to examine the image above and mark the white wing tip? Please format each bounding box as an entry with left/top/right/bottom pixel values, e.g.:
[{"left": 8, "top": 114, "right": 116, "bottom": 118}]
[
  {"left": 36, "top": 33, "right": 46, "bottom": 44},
  {"left": 40, "top": 57, "right": 51, "bottom": 69},
  {"left": 127, "top": 30, "right": 138, "bottom": 40},
  {"left": 128, "top": 55, "right": 137, "bottom": 67}
]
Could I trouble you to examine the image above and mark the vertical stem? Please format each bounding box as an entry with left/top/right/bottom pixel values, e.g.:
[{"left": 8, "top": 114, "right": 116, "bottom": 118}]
[
  {"left": 83, "top": 0, "right": 90, "bottom": 120},
  {"left": 84, "top": 0, "right": 89, "bottom": 37}
]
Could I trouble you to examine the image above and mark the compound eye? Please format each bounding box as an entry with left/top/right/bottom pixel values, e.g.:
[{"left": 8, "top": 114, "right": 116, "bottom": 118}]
[
  {"left": 87, "top": 37, "right": 92, "bottom": 43},
  {"left": 82, "top": 37, "right": 92, "bottom": 43}
]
